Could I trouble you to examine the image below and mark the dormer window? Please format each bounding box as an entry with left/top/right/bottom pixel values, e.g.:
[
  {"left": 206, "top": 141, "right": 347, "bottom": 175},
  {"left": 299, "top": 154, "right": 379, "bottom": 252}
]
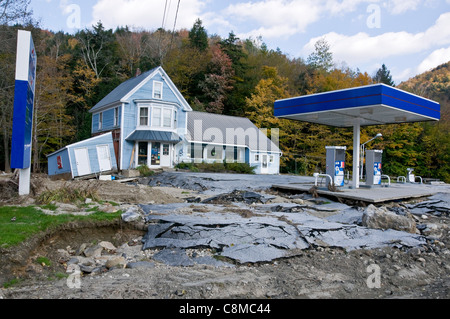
[{"left": 153, "top": 81, "right": 163, "bottom": 99}]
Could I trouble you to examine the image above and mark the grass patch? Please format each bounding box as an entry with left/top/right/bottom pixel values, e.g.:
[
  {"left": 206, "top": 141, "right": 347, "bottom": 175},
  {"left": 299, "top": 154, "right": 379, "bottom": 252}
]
[
  {"left": 3, "top": 278, "right": 23, "bottom": 288},
  {"left": 36, "top": 256, "right": 52, "bottom": 267},
  {"left": 0, "top": 206, "right": 122, "bottom": 248}
]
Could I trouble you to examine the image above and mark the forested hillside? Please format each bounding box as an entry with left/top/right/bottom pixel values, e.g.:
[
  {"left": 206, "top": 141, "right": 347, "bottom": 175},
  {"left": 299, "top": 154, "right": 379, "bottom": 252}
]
[
  {"left": 0, "top": 16, "right": 448, "bottom": 182},
  {"left": 397, "top": 62, "right": 450, "bottom": 182}
]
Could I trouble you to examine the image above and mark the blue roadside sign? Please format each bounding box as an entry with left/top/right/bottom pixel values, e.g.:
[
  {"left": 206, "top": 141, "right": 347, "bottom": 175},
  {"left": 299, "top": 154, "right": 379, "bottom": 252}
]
[{"left": 11, "top": 30, "right": 37, "bottom": 169}]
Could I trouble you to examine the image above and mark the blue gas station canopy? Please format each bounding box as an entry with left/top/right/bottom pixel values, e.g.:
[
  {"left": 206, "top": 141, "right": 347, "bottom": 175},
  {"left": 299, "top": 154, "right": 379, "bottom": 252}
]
[
  {"left": 274, "top": 83, "right": 440, "bottom": 189},
  {"left": 274, "top": 84, "right": 440, "bottom": 127}
]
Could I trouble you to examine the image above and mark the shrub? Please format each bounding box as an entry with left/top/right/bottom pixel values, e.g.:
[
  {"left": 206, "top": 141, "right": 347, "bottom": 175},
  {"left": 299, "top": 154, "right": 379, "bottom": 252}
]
[
  {"left": 176, "top": 161, "right": 256, "bottom": 174},
  {"left": 225, "top": 162, "right": 256, "bottom": 174},
  {"left": 136, "top": 165, "right": 154, "bottom": 177}
]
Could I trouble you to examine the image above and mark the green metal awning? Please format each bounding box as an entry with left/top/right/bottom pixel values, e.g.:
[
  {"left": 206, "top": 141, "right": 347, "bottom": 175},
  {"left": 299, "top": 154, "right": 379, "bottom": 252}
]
[{"left": 125, "top": 130, "right": 181, "bottom": 143}]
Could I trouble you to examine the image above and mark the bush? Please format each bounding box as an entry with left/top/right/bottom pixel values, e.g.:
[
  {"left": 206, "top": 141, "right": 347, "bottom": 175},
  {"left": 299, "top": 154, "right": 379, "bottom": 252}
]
[
  {"left": 175, "top": 161, "right": 256, "bottom": 174},
  {"left": 136, "top": 165, "right": 154, "bottom": 177},
  {"left": 224, "top": 162, "right": 256, "bottom": 174}
]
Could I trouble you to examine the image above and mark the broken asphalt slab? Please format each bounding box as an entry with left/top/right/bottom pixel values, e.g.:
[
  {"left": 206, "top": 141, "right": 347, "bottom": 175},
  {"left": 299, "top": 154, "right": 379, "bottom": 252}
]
[
  {"left": 136, "top": 174, "right": 444, "bottom": 264},
  {"left": 407, "top": 193, "right": 450, "bottom": 217},
  {"left": 152, "top": 248, "right": 233, "bottom": 267},
  {"left": 140, "top": 206, "right": 427, "bottom": 264}
]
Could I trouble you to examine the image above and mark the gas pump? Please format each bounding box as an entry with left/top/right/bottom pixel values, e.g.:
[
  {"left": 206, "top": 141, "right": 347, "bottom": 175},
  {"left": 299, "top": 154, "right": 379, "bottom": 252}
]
[
  {"left": 366, "top": 150, "right": 383, "bottom": 186},
  {"left": 326, "top": 146, "right": 346, "bottom": 187}
]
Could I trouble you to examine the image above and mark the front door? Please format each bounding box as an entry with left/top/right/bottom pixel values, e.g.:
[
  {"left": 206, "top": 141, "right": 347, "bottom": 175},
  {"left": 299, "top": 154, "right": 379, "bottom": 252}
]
[
  {"left": 160, "top": 143, "right": 171, "bottom": 167},
  {"left": 261, "top": 154, "right": 269, "bottom": 174},
  {"left": 74, "top": 148, "right": 91, "bottom": 176}
]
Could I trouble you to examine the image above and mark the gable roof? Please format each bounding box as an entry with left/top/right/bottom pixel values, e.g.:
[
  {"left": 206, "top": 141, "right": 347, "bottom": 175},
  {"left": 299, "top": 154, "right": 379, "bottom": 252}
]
[
  {"left": 186, "top": 111, "right": 281, "bottom": 153},
  {"left": 89, "top": 66, "right": 192, "bottom": 113}
]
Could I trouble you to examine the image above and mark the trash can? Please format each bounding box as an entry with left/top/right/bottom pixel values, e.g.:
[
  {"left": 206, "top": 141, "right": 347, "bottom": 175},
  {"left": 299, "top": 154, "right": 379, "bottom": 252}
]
[
  {"left": 366, "top": 150, "right": 383, "bottom": 186},
  {"left": 326, "top": 146, "right": 346, "bottom": 187}
]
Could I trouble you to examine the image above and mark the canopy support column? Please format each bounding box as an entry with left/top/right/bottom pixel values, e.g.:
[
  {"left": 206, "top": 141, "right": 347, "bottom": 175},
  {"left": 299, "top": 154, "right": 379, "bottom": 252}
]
[{"left": 352, "top": 119, "right": 361, "bottom": 189}]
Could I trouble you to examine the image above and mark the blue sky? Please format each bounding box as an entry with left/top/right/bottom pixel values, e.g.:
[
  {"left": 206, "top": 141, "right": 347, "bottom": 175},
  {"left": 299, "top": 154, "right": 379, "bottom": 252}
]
[{"left": 31, "top": 0, "right": 450, "bottom": 84}]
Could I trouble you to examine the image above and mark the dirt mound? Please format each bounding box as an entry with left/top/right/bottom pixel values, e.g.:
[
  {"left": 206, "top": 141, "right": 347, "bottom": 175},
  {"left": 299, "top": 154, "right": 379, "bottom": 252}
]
[
  {"left": 0, "top": 179, "right": 19, "bottom": 203},
  {"left": 1, "top": 174, "right": 182, "bottom": 206}
]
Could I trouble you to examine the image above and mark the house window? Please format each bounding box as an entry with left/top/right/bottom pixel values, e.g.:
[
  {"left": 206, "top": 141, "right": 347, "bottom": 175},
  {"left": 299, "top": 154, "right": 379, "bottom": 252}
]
[
  {"left": 139, "top": 107, "right": 149, "bottom": 126},
  {"left": 190, "top": 143, "right": 204, "bottom": 160},
  {"left": 163, "top": 109, "right": 172, "bottom": 128},
  {"left": 163, "top": 144, "right": 170, "bottom": 156},
  {"left": 270, "top": 155, "right": 274, "bottom": 163},
  {"left": 114, "top": 107, "right": 119, "bottom": 127},
  {"left": 153, "top": 81, "right": 163, "bottom": 99},
  {"left": 152, "top": 107, "right": 161, "bottom": 127},
  {"left": 98, "top": 112, "right": 103, "bottom": 130},
  {"left": 207, "top": 146, "right": 222, "bottom": 160},
  {"left": 255, "top": 154, "right": 260, "bottom": 162}
]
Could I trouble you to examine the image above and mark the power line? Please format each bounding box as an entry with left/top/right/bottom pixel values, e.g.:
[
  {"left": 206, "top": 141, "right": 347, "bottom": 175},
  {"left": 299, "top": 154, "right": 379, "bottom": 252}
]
[
  {"left": 161, "top": 0, "right": 169, "bottom": 30},
  {"left": 172, "top": 0, "right": 181, "bottom": 34},
  {"left": 158, "top": 0, "right": 169, "bottom": 64},
  {"left": 169, "top": 0, "right": 181, "bottom": 51}
]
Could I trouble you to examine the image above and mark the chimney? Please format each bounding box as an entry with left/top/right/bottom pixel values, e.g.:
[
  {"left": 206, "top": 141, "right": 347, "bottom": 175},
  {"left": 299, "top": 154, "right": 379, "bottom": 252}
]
[{"left": 135, "top": 68, "right": 142, "bottom": 77}]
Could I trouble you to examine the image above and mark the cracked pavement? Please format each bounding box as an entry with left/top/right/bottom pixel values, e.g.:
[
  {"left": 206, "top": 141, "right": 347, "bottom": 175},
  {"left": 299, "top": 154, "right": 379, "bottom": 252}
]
[{"left": 138, "top": 172, "right": 437, "bottom": 264}]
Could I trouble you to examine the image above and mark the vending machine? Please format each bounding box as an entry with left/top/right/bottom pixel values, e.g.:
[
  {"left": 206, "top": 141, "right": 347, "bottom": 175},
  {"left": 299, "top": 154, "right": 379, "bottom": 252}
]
[
  {"left": 366, "top": 150, "right": 383, "bottom": 186},
  {"left": 326, "top": 146, "right": 347, "bottom": 187}
]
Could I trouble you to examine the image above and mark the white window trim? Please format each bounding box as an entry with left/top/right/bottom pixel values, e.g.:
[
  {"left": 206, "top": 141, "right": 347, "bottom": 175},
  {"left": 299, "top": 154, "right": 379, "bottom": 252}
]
[
  {"left": 150, "top": 104, "right": 176, "bottom": 130},
  {"left": 151, "top": 106, "right": 162, "bottom": 128},
  {"left": 153, "top": 81, "right": 163, "bottom": 99},
  {"left": 163, "top": 108, "right": 172, "bottom": 128},
  {"left": 137, "top": 103, "right": 151, "bottom": 128}
]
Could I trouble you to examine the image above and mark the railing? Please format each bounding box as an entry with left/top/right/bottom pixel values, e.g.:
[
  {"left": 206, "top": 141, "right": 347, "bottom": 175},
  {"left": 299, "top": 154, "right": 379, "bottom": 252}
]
[
  {"left": 397, "top": 175, "right": 423, "bottom": 184},
  {"left": 397, "top": 176, "right": 406, "bottom": 183},
  {"left": 381, "top": 175, "right": 391, "bottom": 187},
  {"left": 313, "top": 173, "right": 334, "bottom": 187}
]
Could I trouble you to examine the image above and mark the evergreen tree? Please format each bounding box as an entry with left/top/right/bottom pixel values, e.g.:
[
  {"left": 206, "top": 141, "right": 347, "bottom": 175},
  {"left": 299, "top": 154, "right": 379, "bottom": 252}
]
[
  {"left": 219, "top": 32, "right": 254, "bottom": 116},
  {"left": 189, "top": 18, "right": 208, "bottom": 51},
  {"left": 373, "top": 64, "right": 395, "bottom": 86}
]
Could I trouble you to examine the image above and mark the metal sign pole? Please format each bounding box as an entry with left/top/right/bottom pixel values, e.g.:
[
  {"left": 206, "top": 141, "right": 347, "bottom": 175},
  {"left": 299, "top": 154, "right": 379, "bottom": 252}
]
[
  {"left": 11, "top": 30, "right": 37, "bottom": 196},
  {"left": 352, "top": 119, "right": 360, "bottom": 189}
]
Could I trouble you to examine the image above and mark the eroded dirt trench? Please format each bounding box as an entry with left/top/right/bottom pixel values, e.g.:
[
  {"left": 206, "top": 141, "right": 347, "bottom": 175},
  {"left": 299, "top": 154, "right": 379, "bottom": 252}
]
[{"left": 0, "top": 220, "right": 147, "bottom": 285}]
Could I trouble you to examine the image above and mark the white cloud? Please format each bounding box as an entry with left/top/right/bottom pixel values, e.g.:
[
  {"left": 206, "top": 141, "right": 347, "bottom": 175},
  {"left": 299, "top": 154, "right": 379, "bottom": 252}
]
[
  {"left": 417, "top": 46, "right": 450, "bottom": 73},
  {"left": 385, "top": 0, "right": 421, "bottom": 15},
  {"left": 302, "top": 12, "right": 450, "bottom": 65},
  {"left": 221, "top": 0, "right": 322, "bottom": 39},
  {"left": 325, "top": 0, "right": 373, "bottom": 16},
  {"left": 91, "top": 0, "right": 205, "bottom": 30}
]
